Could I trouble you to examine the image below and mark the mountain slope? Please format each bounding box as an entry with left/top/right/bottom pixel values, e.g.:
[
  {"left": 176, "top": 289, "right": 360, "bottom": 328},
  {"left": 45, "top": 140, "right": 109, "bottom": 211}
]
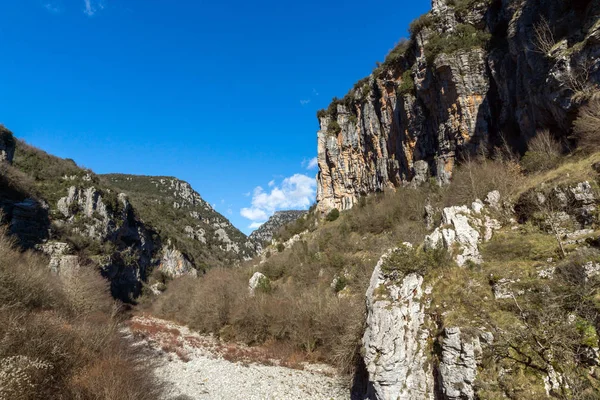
[
  {"left": 0, "top": 131, "right": 256, "bottom": 301},
  {"left": 102, "top": 174, "right": 256, "bottom": 268}
]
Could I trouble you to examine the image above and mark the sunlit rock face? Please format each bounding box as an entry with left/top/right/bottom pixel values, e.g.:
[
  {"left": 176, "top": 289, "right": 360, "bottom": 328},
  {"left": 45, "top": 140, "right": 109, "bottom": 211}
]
[{"left": 316, "top": 0, "right": 600, "bottom": 214}]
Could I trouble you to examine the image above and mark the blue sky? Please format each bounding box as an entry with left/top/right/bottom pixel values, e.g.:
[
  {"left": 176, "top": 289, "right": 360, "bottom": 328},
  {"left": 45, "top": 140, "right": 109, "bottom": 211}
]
[{"left": 0, "top": 0, "right": 431, "bottom": 234}]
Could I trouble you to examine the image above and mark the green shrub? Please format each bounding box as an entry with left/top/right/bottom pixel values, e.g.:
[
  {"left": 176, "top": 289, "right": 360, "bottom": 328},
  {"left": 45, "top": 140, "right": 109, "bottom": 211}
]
[
  {"left": 424, "top": 24, "right": 491, "bottom": 63},
  {"left": 276, "top": 243, "right": 285, "bottom": 253},
  {"left": 327, "top": 120, "right": 341, "bottom": 136},
  {"left": 382, "top": 244, "right": 451, "bottom": 277},
  {"left": 409, "top": 13, "right": 436, "bottom": 36},
  {"left": 326, "top": 208, "right": 340, "bottom": 222},
  {"left": 333, "top": 276, "right": 348, "bottom": 293},
  {"left": 381, "top": 39, "right": 412, "bottom": 70},
  {"left": 397, "top": 69, "right": 415, "bottom": 96}
]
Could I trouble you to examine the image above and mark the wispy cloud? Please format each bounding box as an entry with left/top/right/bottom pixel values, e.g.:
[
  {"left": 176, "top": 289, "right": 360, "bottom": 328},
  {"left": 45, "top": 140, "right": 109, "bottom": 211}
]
[
  {"left": 44, "top": 2, "right": 62, "bottom": 14},
  {"left": 300, "top": 99, "right": 311, "bottom": 106},
  {"left": 313, "top": 88, "right": 319, "bottom": 96},
  {"left": 240, "top": 174, "right": 316, "bottom": 229},
  {"left": 83, "top": 0, "right": 104, "bottom": 16},
  {"left": 249, "top": 222, "right": 264, "bottom": 229},
  {"left": 301, "top": 157, "right": 318, "bottom": 170}
]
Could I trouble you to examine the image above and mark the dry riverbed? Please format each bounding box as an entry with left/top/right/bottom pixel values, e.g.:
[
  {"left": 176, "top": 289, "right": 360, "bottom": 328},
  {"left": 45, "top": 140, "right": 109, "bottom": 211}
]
[{"left": 127, "top": 315, "right": 349, "bottom": 400}]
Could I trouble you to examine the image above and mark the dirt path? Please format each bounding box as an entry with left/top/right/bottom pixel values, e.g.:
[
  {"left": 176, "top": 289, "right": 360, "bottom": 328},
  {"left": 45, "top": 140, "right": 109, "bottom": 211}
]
[{"left": 127, "top": 316, "right": 349, "bottom": 400}]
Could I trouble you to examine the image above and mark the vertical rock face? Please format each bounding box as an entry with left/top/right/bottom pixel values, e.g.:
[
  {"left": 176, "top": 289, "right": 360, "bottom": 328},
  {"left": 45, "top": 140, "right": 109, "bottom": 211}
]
[
  {"left": 317, "top": 0, "right": 600, "bottom": 213},
  {"left": 362, "top": 250, "right": 435, "bottom": 400},
  {"left": 56, "top": 187, "right": 159, "bottom": 301},
  {"left": 437, "top": 328, "right": 482, "bottom": 400},
  {"left": 0, "top": 126, "right": 15, "bottom": 164},
  {"left": 158, "top": 246, "right": 197, "bottom": 278}
]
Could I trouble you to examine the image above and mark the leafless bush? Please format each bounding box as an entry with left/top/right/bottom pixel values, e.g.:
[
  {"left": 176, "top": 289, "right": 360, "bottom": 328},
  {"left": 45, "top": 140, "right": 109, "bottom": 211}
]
[
  {"left": 533, "top": 17, "right": 556, "bottom": 55},
  {"left": 521, "top": 130, "right": 562, "bottom": 173},
  {"left": 0, "top": 229, "right": 162, "bottom": 400},
  {"left": 573, "top": 98, "right": 600, "bottom": 152},
  {"left": 445, "top": 157, "right": 523, "bottom": 205}
]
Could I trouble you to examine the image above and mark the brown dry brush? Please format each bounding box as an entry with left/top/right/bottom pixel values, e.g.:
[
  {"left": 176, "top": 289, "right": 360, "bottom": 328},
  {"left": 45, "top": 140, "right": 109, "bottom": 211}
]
[
  {"left": 0, "top": 228, "right": 162, "bottom": 400},
  {"left": 574, "top": 98, "right": 600, "bottom": 153}
]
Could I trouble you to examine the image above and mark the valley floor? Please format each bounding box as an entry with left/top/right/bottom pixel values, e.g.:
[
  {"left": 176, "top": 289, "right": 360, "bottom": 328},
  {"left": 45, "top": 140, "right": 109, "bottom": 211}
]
[{"left": 127, "top": 316, "right": 349, "bottom": 400}]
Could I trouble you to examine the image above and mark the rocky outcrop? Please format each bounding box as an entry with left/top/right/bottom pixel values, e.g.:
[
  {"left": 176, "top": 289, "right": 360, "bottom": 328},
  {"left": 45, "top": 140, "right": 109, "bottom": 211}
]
[
  {"left": 0, "top": 126, "right": 15, "bottom": 163},
  {"left": 248, "top": 271, "right": 269, "bottom": 294},
  {"left": 316, "top": 0, "right": 600, "bottom": 213},
  {"left": 425, "top": 192, "right": 501, "bottom": 266},
  {"left": 437, "top": 328, "right": 484, "bottom": 400},
  {"left": 248, "top": 210, "right": 308, "bottom": 250},
  {"left": 7, "top": 199, "right": 50, "bottom": 248},
  {"left": 157, "top": 246, "right": 197, "bottom": 279},
  {"left": 362, "top": 250, "right": 434, "bottom": 400}
]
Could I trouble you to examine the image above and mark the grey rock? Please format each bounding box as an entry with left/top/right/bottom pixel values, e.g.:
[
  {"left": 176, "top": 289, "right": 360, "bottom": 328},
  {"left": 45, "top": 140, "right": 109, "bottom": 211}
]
[
  {"left": 248, "top": 272, "right": 268, "bottom": 294},
  {"left": 158, "top": 246, "right": 197, "bottom": 279},
  {"left": 0, "top": 127, "right": 15, "bottom": 163},
  {"left": 485, "top": 191, "right": 501, "bottom": 210},
  {"left": 362, "top": 250, "right": 434, "bottom": 400},
  {"left": 437, "top": 327, "right": 481, "bottom": 400}
]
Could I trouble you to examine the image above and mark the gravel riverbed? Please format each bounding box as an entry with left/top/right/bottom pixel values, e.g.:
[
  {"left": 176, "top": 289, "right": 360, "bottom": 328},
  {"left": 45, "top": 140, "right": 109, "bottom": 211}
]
[{"left": 127, "top": 316, "right": 349, "bottom": 400}]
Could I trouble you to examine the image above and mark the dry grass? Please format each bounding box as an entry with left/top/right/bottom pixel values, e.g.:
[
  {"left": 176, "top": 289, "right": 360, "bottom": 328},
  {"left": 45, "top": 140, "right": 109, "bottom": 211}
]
[
  {"left": 0, "top": 228, "right": 162, "bottom": 400},
  {"left": 444, "top": 157, "right": 523, "bottom": 205}
]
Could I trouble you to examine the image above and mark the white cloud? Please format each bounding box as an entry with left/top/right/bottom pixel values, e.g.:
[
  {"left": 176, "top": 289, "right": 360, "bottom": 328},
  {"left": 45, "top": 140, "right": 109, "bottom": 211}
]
[
  {"left": 301, "top": 157, "right": 318, "bottom": 170},
  {"left": 240, "top": 174, "right": 317, "bottom": 225},
  {"left": 313, "top": 88, "right": 319, "bottom": 96},
  {"left": 44, "top": 2, "right": 62, "bottom": 13},
  {"left": 240, "top": 206, "right": 268, "bottom": 222},
  {"left": 268, "top": 180, "right": 275, "bottom": 187},
  {"left": 83, "top": 0, "right": 104, "bottom": 16},
  {"left": 300, "top": 99, "right": 311, "bottom": 105},
  {"left": 249, "top": 222, "right": 264, "bottom": 229}
]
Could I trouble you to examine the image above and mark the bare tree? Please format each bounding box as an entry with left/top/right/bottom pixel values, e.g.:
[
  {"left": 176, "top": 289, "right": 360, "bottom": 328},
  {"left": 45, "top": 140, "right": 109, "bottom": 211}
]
[{"left": 534, "top": 17, "right": 556, "bottom": 55}]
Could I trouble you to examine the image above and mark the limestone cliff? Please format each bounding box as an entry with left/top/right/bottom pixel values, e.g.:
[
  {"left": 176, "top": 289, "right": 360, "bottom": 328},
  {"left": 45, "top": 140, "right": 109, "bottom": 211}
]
[{"left": 317, "top": 0, "right": 600, "bottom": 213}]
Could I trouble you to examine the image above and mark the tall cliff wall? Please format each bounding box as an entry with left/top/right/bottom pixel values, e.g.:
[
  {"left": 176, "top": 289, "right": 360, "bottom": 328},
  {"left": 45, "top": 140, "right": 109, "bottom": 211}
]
[{"left": 316, "top": 0, "right": 600, "bottom": 213}]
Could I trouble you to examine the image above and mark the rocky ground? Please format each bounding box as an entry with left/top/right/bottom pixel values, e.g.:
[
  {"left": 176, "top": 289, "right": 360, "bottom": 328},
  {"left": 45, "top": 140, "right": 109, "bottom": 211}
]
[{"left": 127, "top": 316, "right": 349, "bottom": 400}]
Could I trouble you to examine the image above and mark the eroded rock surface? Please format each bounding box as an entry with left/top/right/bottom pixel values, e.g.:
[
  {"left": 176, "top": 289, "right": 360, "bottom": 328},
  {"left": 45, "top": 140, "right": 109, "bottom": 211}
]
[
  {"left": 316, "top": 0, "right": 600, "bottom": 213},
  {"left": 362, "top": 250, "right": 434, "bottom": 400}
]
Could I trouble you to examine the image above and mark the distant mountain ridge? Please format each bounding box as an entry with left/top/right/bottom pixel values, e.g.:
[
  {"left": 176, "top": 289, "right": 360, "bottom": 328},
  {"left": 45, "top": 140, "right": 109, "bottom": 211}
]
[
  {"left": 248, "top": 210, "right": 308, "bottom": 250},
  {"left": 102, "top": 174, "right": 257, "bottom": 266}
]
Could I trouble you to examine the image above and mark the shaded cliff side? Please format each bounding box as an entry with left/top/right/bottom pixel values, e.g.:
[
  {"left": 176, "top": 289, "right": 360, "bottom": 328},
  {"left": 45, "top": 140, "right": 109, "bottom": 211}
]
[{"left": 317, "top": 0, "right": 600, "bottom": 213}]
